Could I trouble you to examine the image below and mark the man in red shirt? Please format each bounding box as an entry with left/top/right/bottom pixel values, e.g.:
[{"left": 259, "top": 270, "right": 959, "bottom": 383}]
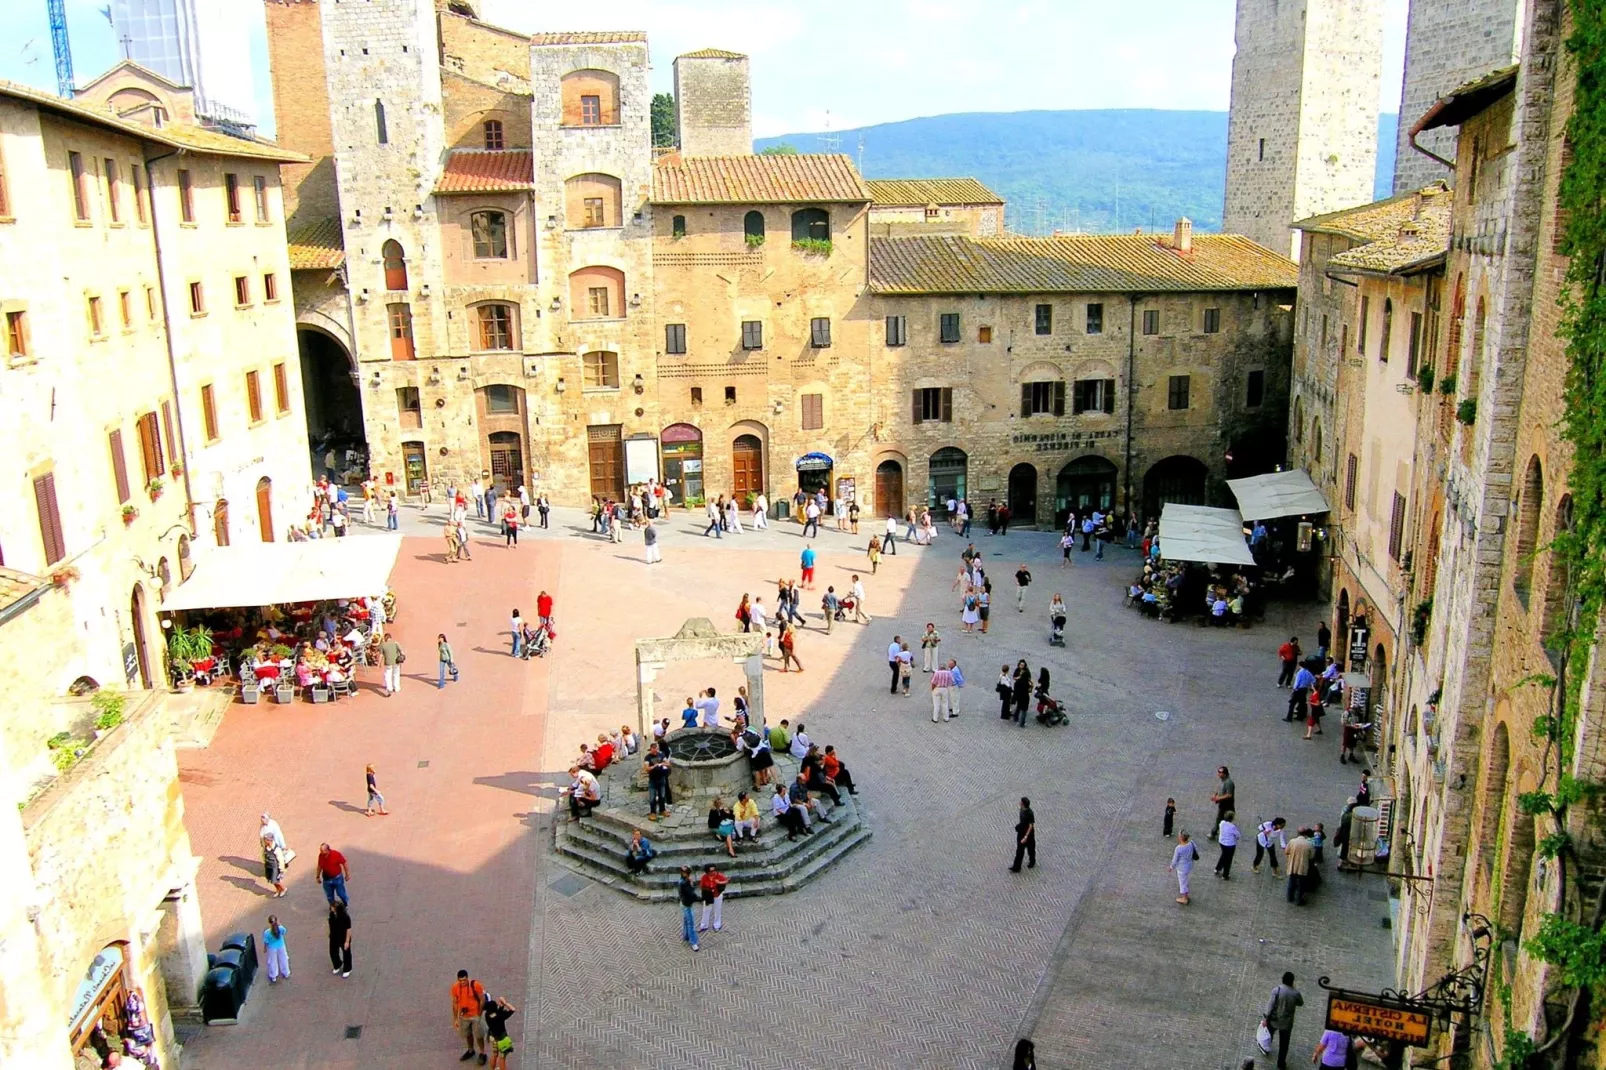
[
  {"left": 536, "top": 590, "right": 554, "bottom": 626},
  {"left": 590, "top": 734, "right": 614, "bottom": 772},
  {"left": 316, "top": 843, "right": 350, "bottom": 905},
  {"left": 698, "top": 863, "right": 729, "bottom": 934},
  {"left": 1276, "top": 636, "right": 1300, "bottom": 688}
]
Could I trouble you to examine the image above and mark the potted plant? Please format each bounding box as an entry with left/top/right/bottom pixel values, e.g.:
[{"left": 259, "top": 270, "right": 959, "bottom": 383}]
[
  {"left": 91, "top": 690, "right": 126, "bottom": 738},
  {"left": 1416, "top": 365, "right": 1435, "bottom": 394},
  {"left": 170, "top": 462, "right": 184, "bottom": 476},
  {"left": 147, "top": 477, "right": 165, "bottom": 500},
  {"left": 276, "top": 680, "right": 296, "bottom": 704},
  {"left": 121, "top": 504, "right": 139, "bottom": 525},
  {"left": 1437, "top": 373, "right": 1457, "bottom": 397},
  {"left": 1456, "top": 399, "right": 1477, "bottom": 425},
  {"left": 166, "top": 624, "right": 214, "bottom": 693}
]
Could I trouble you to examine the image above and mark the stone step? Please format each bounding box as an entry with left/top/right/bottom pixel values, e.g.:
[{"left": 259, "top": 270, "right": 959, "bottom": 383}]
[{"left": 577, "top": 793, "right": 861, "bottom": 850}]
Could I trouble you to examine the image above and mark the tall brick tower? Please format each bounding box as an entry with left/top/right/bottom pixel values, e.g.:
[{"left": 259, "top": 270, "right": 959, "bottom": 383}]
[
  {"left": 1392, "top": 0, "right": 1523, "bottom": 192},
  {"left": 673, "top": 49, "right": 752, "bottom": 156},
  {"left": 1222, "top": 0, "right": 1383, "bottom": 257}
]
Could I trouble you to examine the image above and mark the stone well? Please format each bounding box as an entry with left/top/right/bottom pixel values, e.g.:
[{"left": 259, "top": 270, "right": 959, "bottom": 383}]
[{"left": 654, "top": 729, "right": 751, "bottom": 799}]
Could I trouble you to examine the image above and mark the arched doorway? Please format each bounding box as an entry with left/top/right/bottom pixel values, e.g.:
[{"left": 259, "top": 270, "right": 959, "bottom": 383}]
[
  {"left": 661, "top": 423, "right": 703, "bottom": 506},
  {"left": 1336, "top": 589, "right": 1350, "bottom": 661},
  {"left": 129, "top": 585, "right": 151, "bottom": 688},
  {"left": 1056, "top": 455, "right": 1117, "bottom": 525},
  {"left": 298, "top": 327, "right": 367, "bottom": 483},
  {"left": 732, "top": 434, "right": 765, "bottom": 499},
  {"left": 1370, "top": 644, "right": 1387, "bottom": 723},
  {"left": 487, "top": 431, "right": 524, "bottom": 491},
  {"left": 1008, "top": 463, "right": 1038, "bottom": 525},
  {"left": 1478, "top": 722, "right": 1512, "bottom": 903},
  {"left": 875, "top": 459, "right": 905, "bottom": 518},
  {"left": 402, "top": 441, "right": 428, "bottom": 496},
  {"left": 256, "top": 477, "right": 274, "bottom": 542},
  {"left": 928, "top": 448, "right": 967, "bottom": 513},
  {"left": 1142, "top": 455, "right": 1208, "bottom": 522},
  {"left": 214, "top": 499, "right": 230, "bottom": 547}
]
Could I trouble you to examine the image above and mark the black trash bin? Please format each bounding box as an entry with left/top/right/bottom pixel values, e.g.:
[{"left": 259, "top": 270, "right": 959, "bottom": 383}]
[
  {"left": 221, "top": 931, "right": 258, "bottom": 989},
  {"left": 200, "top": 965, "right": 242, "bottom": 1024}
]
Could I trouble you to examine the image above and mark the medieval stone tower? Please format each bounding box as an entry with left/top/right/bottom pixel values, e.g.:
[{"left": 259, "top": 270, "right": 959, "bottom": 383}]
[
  {"left": 1222, "top": 0, "right": 1383, "bottom": 257},
  {"left": 1392, "top": 0, "right": 1523, "bottom": 192},
  {"left": 673, "top": 49, "right": 752, "bottom": 156}
]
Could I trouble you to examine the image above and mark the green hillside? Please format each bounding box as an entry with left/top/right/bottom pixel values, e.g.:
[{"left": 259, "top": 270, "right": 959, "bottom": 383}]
[{"left": 756, "top": 109, "right": 1399, "bottom": 235}]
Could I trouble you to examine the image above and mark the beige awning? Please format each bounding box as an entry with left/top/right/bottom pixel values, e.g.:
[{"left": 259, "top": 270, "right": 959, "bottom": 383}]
[
  {"left": 161, "top": 536, "right": 402, "bottom": 611},
  {"left": 1157, "top": 504, "right": 1257, "bottom": 566},
  {"left": 1227, "top": 469, "right": 1330, "bottom": 521}
]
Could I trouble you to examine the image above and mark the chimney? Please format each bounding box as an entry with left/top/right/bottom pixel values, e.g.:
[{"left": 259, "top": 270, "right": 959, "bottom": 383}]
[{"left": 1173, "top": 217, "right": 1193, "bottom": 254}]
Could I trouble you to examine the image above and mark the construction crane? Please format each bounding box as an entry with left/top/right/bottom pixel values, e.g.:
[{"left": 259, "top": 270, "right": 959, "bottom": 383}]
[{"left": 46, "top": 0, "right": 75, "bottom": 97}]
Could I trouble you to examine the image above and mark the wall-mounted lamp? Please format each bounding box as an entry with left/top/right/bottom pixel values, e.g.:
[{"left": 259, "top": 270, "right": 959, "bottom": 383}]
[
  {"left": 457, "top": 366, "right": 470, "bottom": 381},
  {"left": 413, "top": 204, "right": 424, "bottom": 220},
  {"left": 629, "top": 292, "right": 642, "bottom": 308},
  {"left": 632, "top": 373, "right": 645, "bottom": 395},
  {"left": 427, "top": 367, "right": 443, "bottom": 385},
  {"left": 555, "top": 377, "right": 567, "bottom": 394},
  {"left": 772, "top": 400, "right": 784, "bottom": 415},
  {"left": 550, "top": 296, "right": 562, "bottom": 311},
  {"left": 356, "top": 288, "right": 370, "bottom": 303},
  {"left": 382, "top": 205, "right": 394, "bottom": 221},
  {"left": 419, "top": 283, "right": 432, "bottom": 298},
  {"left": 546, "top": 215, "right": 558, "bottom": 230},
  {"left": 368, "top": 371, "right": 383, "bottom": 388},
  {"left": 351, "top": 208, "right": 362, "bottom": 225}
]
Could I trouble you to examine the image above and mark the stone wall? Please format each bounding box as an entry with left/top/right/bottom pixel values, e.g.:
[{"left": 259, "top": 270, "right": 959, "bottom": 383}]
[
  {"left": 673, "top": 53, "right": 751, "bottom": 157},
  {"left": 263, "top": 0, "right": 336, "bottom": 220}
]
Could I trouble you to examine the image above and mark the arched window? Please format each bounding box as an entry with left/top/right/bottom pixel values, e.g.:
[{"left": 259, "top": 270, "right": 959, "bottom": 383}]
[
  {"left": 1514, "top": 455, "right": 1543, "bottom": 607},
  {"left": 471, "top": 210, "right": 508, "bottom": 259},
  {"left": 671, "top": 214, "right": 687, "bottom": 238},
  {"left": 483, "top": 119, "right": 504, "bottom": 150},
  {"left": 582, "top": 350, "right": 619, "bottom": 389},
  {"left": 569, "top": 266, "right": 625, "bottom": 320},
  {"left": 791, "top": 207, "right": 829, "bottom": 242},
  {"left": 744, "top": 210, "right": 765, "bottom": 242},
  {"left": 560, "top": 69, "right": 620, "bottom": 127},
  {"left": 564, "top": 173, "right": 622, "bottom": 229},
  {"left": 381, "top": 239, "right": 407, "bottom": 290},
  {"left": 1293, "top": 395, "right": 1303, "bottom": 444},
  {"left": 1379, "top": 298, "right": 1393, "bottom": 363},
  {"left": 1312, "top": 418, "right": 1323, "bottom": 465},
  {"left": 1446, "top": 273, "right": 1466, "bottom": 379},
  {"left": 375, "top": 100, "right": 388, "bottom": 144},
  {"left": 1541, "top": 496, "right": 1576, "bottom": 652},
  {"left": 1468, "top": 296, "right": 1486, "bottom": 398},
  {"left": 474, "top": 302, "right": 518, "bottom": 350}
]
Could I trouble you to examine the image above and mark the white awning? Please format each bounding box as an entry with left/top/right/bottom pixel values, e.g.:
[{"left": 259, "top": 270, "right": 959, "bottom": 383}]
[
  {"left": 161, "top": 536, "right": 403, "bottom": 612},
  {"left": 1157, "top": 504, "right": 1257, "bottom": 566},
  {"left": 1227, "top": 469, "right": 1330, "bottom": 521}
]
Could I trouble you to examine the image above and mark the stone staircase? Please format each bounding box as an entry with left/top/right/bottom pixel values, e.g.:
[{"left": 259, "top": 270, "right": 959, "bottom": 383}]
[{"left": 550, "top": 754, "right": 871, "bottom": 901}]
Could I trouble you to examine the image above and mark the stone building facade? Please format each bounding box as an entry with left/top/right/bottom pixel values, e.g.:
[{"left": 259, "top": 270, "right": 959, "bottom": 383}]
[
  {"left": 866, "top": 177, "right": 1004, "bottom": 238},
  {"left": 1223, "top": 0, "right": 1384, "bottom": 258},
  {"left": 673, "top": 49, "right": 751, "bottom": 157},
  {"left": 1392, "top": 0, "right": 1524, "bottom": 193}
]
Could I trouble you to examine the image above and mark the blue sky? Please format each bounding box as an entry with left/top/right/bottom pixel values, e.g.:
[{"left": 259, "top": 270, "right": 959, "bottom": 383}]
[{"left": 0, "top": 0, "right": 1407, "bottom": 139}]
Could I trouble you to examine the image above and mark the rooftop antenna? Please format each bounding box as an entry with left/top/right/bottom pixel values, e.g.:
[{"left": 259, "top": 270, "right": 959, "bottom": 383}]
[
  {"left": 817, "top": 109, "right": 841, "bottom": 154},
  {"left": 857, "top": 132, "right": 865, "bottom": 174}
]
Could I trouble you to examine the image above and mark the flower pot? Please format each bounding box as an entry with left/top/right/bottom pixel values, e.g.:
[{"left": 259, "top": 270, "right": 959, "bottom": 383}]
[
  {"left": 276, "top": 684, "right": 295, "bottom": 704},
  {"left": 311, "top": 686, "right": 330, "bottom": 704},
  {"left": 240, "top": 684, "right": 259, "bottom": 704}
]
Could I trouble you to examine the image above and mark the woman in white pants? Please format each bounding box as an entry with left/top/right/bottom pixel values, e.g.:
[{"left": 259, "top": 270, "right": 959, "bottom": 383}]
[
  {"left": 1169, "top": 832, "right": 1196, "bottom": 905},
  {"left": 263, "top": 915, "right": 290, "bottom": 983},
  {"left": 752, "top": 493, "right": 768, "bottom": 529},
  {"left": 725, "top": 497, "right": 743, "bottom": 534}
]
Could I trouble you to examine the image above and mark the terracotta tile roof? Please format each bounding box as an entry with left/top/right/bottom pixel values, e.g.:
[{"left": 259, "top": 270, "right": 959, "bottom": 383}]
[
  {"left": 286, "top": 217, "right": 345, "bottom": 270},
  {"left": 1292, "top": 182, "right": 1453, "bottom": 243},
  {"left": 652, "top": 153, "right": 871, "bottom": 204},
  {"left": 869, "top": 234, "right": 1298, "bottom": 295},
  {"left": 531, "top": 31, "right": 645, "bottom": 46},
  {"left": 678, "top": 48, "right": 745, "bottom": 59},
  {"left": 0, "top": 566, "right": 50, "bottom": 620},
  {"left": 0, "top": 78, "right": 306, "bottom": 162},
  {"left": 1418, "top": 64, "right": 1519, "bottom": 132},
  {"left": 434, "top": 150, "right": 534, "bottom": 194},
  {"left": 866, "top": 178, "right": 1003, "bottom": 207},
  {"left": 1326, "top": 197, "right": 1451, "bottom": 276}
]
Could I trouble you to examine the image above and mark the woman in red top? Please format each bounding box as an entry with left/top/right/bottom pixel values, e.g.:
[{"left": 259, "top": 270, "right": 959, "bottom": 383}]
[
  {"left": 502, "top": 503, "right": 519, "bottom": 547},
  {"left": 778, "top": 622, "right": 803, "bottom": 673},
  {"left": 590, "top": 734, "right": 614, "bottom": 772},
  {"left": 537, "top": 591, "right": 554, "bottom": 625}
]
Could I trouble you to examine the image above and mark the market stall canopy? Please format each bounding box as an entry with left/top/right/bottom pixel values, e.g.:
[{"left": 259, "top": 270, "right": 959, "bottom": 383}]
[
  {"left": 1157, "top": 504, "right": 1258, "bottom": 566},
  {"left": 795, "top": 452, "right": 834, "bottom": 471},
  {"left": 161, "top": 536, "right": 403, "bottom": 611},
  {"left": 1227, "top": 469, "right": 1330, "bottom": 521}
]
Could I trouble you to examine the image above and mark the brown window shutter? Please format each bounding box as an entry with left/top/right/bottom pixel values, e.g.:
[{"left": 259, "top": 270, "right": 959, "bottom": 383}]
[
  {"left": 138, "top": 413, "right": 163, "bottom": 481},
  {"left": 1020, "top": 384, "right": 1031, "bottom": 418},
  {"left": 160, "top": 400, "right": 177, "bottom": 465},
  {"left": 1053, "top": 381, "right": 1066, "bottom": 416},
  {"left": 109, "top": 429, "right": 131, "bottom": 503},
  {"left": 1103, "top": 379, "right": 1116, "bottom": 414},
  {"left": 942, "top": 388, "right": 953, "bottom": 423},
  {"left": 35, "top": 473, "right": 66, "bottom": 565},
  {"left": 912, "top": 390, "right": 922, "bottom": 425}
]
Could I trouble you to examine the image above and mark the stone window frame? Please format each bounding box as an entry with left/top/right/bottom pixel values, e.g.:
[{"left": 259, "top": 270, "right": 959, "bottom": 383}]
[
  {"left": 665, "top": 322, "right": 687, "bottom": 355},
  {"left": 582, "top": 350, "right": 620, "bottom": 391},
  {"left": 469, "top": 209, "right": 511, "bottom": 260},
  {"left": 483, "top": 119, "right": 504, "bottom": 150},
  {"left": 470, "top": 301, "right": 520, "bottom": 352}
]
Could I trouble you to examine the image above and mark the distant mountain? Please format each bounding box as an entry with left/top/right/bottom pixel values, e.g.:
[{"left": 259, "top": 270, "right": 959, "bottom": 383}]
[{"left": 757, "top": 110, "right": 1399, "bottom": 236}]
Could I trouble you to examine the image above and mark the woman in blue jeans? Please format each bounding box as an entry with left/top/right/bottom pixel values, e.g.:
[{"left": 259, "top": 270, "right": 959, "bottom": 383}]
[{"left": 677, "top": 867, "right": 700, "bottom": 951}]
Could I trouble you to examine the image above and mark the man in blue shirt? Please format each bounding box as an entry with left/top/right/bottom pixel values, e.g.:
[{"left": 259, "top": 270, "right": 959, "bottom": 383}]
[
  {"left": 800, "top": 545, "right": 817, "bottom": 590},
  {"left": 1287, "top": 664, "right": 1316, "bottom": 722}
]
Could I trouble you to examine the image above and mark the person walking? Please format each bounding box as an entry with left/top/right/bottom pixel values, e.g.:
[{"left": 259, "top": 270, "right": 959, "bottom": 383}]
[
  {"left": 537, "top": 492, "right": 550, "bottom": 529},
  {"left": 1288, "top": 661, "right": 1316, "bottom": 722},
  {"left": 948, "top": 658, "right": 965, "bottom": 716},
  {"left": 483, "top": 995, "right": 516, "bottom": 1070},
  {"left": 502, "top": 504, "right": 519, "bottom": 547},
  {"left": 704, "top": 497, "right": 723, "bottom": 538},
  {"left": 1009, "top": 797, "right": 1036, "bottom": 871},
  {"left": 263, "top": 915, "right": 290, "bottom": 983},
  {"left": 455, "top": 516, "right": 473, "bottom": 560},
  {"left": 778, "top": 622, "right": 803, "bottom": 673},
  {"left": 821, "top": 586, "right": 838, "bottom": 633},
  {"left": 867, "top": 535, "right": 882, "bottom": 574},
  {"left": 643, "top": 519, "right": 661, "bottom": 564},
  {"left": 898, "top": 642, "right": 914, "bottom": 695},
  {"left": 537, "top": 590, "right": 554, "bottom": 628},
  {"left": 920, "top": 623, "right": 942, "bottom": 671},
  {"left": 1012, "top": 659, "right": 1032, "bottom": 726},
  {"left": 364, "top": 764, "right": 389, "bottom": 816},
  {"left": 377, "top": 634, "right": 403, "bottom": 696},
  {"left": 850, "top": 575, "right": 870, "bottom": 623},
  {"left": 725, "top": 495, "right": 743, "bottom": 535},
  {"left": 437, "top": 633, "right": 458, "bottom": 689},
  {"left": 803, "top": 496, "right": 821, "bottom": 538},
  {"left": 931, "top": 661, "right": 955, "bottom": 722},
  {"left": 752, "top": 491, "right": 769, "bottom": 530},
  {"left": 386, "top": 492, "right": 400, "bottom": 531},
  {"left": 698, "top": 862, "right": 729, "bottom": 933},
  {"left": 1285, "top": 828, "right": 1314, "bottom": 905},
  {"left": 800, "top": 544, "right": 817, "bottom": 589},
  {"left": 316, "top": 842, "right": 350, "bottom": 905},
  {"left": 1276, "top": 636, "right": 1300, "bottom": 687},
  {"left": 1168, "top": 831, "right": 1197, "bottom": 904},
  {"left": 1253, "top": 817, "right": 1288, "bottom": 874},
  {"left": 1210, "top": 766, "right": 1236, "bottom": 837},
  {"left": 450, "top": 969, "right": 488, "bottom": 1063},
  {"left": 1214, "top": 811, "right": 1239, "bottom": 879},
  {"left": 444, "top": 522, "right": 461, "bottom": 563},
  {"left": 327, "top": 901, "right": 353, "bottom": 978},
  {"left": 1315, "top": 620, "right": 1331, "bottom": 661},
  {"left": 883, "top": 514, "right": 899, "bottom": 555},
  {"left": 261, "top": 830, "right": 286, "bottom": 897},
  {"left": 1015, "top": 563, "right": 1032, "bottom": 611},
  {"left": 677, "top": 866, "right": 700, "bottom": 951},
  {"left": 1261, "top": 972, "right": 1303, "bottom": 1070}
]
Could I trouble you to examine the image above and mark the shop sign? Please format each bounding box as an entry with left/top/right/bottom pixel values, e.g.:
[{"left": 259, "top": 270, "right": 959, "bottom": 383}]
[
  {"left": 123, "top": 643, "right": 139, "bottom": 684},
  {"left": 1348, "top": 626, "right": 1369, "bottom": 673},
  {"left": 1009, "top": 430, "right": 1121, "bottom": 453},
  {"left": 795, "top": 452, "right": 833, "bottom": 472},
  {"left": 68, "top": 945, "right": 124, "bottom": 1032},
  {"left": 1325, "top": 993, "right": 1432, "bottom": 1046}
]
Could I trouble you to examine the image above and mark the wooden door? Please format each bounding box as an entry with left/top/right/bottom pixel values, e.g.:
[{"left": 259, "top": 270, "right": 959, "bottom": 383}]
[
  {"left": 256, "top": 478, "right": 274, "bottom": 542},
  {"left": 732, "top": 434, "right": 764, "bottom": 498},
  {"left": 130, "top": 587, "right": 151, "bottom": 689},
  {"left": 214, "top": 499, "right": 230, "bottom": 546},
  {"left": 489, "top": 431, "right": 522, "bottom": 489},
  {"left": 1008, "top": 463, "right": 1038, "bottom": 525},
  {"left": 875, "top": 461, "right": 903, "bottom": 518},
  {"left": 587, "top": 424, "right": 624, "bottom": 500}
]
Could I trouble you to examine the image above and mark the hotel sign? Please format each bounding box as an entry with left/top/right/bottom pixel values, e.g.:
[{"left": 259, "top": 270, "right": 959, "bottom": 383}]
[{"left": 1325, "top": 993, "right": 1433, "bottom": 1046}]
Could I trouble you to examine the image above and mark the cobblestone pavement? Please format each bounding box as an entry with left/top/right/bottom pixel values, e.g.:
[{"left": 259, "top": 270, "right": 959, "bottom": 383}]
[{"left": 178, "top": 504, "right": 1394, "bottom": 1069}]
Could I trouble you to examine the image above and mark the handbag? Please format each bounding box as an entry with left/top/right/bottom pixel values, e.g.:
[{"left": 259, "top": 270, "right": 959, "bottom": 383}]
[
  {"left": 1255, "top": 1022, "right": 1272, "bottom": 1054},
  {"left": 396, "top": 650, "right": 407, "bottom": 664},
  {"left": 1192, "top": 845, "right": 1200, "bottom": 861}
]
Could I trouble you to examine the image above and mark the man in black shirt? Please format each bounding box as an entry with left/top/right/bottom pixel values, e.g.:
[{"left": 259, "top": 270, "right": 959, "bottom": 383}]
[
  {"left": 483, "top": 996, "right": 516, "bottom": 1069},
  {"left": 1014, "top": 564, "right": 1032, "bottom": 612},
  {"left": 1316, "top": 620, "right": 1332, "bottom": 661},
  {"left": 1010, "top": 797, "right": 1036, "bottom": 872}
]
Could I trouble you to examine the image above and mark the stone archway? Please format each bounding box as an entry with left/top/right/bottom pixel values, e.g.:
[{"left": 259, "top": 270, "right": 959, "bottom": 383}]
[
  {"left": 635, "top": 618, "right": 764, "bottom": 736},
  {"left": 298, "top": 326, "right": 366, "bottom": 483}
]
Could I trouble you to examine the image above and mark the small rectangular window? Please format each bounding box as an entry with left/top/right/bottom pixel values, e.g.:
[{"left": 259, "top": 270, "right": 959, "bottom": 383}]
[
  {"left": 665, "top": 323, "right": 687, "bottom": 354},
  {"left": 109, "top": 428, "right": 131, "bottom": 504},
  {"left": 1246, "top": 369, "right": 1265, "bottom": 407},
  {"left": 1258, "top": 137, "right": 1265, "bottom": 162},
  {"left": 690, "top": 386, "right": 703, "bottom": 405},
  {"left": 225, "top": 173, "right": 242, "bottom": 223},
  {"left": 375, "top": 100, "right": 388, "bottom": 144},
  {"left": 741, "top": 320, "right": 763, "bottom": 350},
  {"left": 1321, "top": 314, "right": 1329, "bottom": 348},
  {"left": 1035, "top": 304, "right": 1052, "bottom": 335},
  {"left": 132, "top": 164, "right": 146, "bottom": 224},
  {"left": 801, "top": 393, "right": 824, "bottom": 430},
  {"left": 581, "top": 95, "right": 602, "bottom": 124},
  {"left": 161, "top": 400, "right": 177, "bottom": 464},
  {"left": 724, "top": 385, "right": 737, "bottom": 403},
  {"left": 1142, "top": 309, "right": 1159, "bottom": 335},
  {"left": 200, "top": 383, "right": 219, "bottom": 441},
  {"left": 245, "top": 369, "right": 263, "bottom": 422},
  {"left": 234, "top": 275, "right": 251, "bottom": 307},
  {"left": 485, "top": 384, "right": 519, "bottom": 413},
  {"left": 5, "top": 310, "right": 26, "bottom": 358},
  {"left": 584, "top": 197, "right": 606, "bottom": 227},
  {"left": 273, "top": 361, "right": 290, "bottom": 414},
  {"left": 145, "top": 285, "right": 158, "bottom": 322},
  {"left": 397, "top": 386, "right": 422, "bottom": 428},
  {"left": 177, "top": 169, "right": 194, "bottom": 222},
  {"left": 188, "top": 281, "right": 205, "bottom": 315},
  {"left": 810, "top": 317, "right": 831, "bottom": 348},
  {"left": 911, "top": 386, "right": 953, "bottom": 424},
  {"left": 1072, "top": 378, "right": 1116, "bottom": 415},
  {"left": 1203, "top": 307, "right": 1221, "bottom": 333},
  {"left": 253, "top": 175, "right": 269, "bottom": 222},
  {"left": 1345, "top": 453, "right": 1359, "bottom": 510},
  {"left": 34, "top": 472, "right": 66, "bottom": 565},
  {"left": 1341, "top": 323, "right": 1348, "bottom": 353},
  {"left": 885, "top": 315, "right": 907, "bottom": 347},
  {"left": 1407, "top": 311, "right": 1423, "bottom": 375},
  {"left": 388, "top": 302, "right": 414, "bottom": 360},
  {"left": 978, "top": 325, "right": 993, "bottom": 343},
  {"left": 1086, "top": 302, "right": 1104, "bottom": 335},
  {"left": 583, "top": 351, "right": 620, "bottom": 389},
  {"left": 587, "top": 286, "right": 610, "bottom": 318},
  {"left": 1019, "top": 381, "right": 1066, "bottom": 417},
  {"left": 939, "top": 312, "right": 960, "bottom": 343},
  {"left": 1167, "top": 374, "right": 1190, "bottom": 410},
  {"left": 69, "top": 151, "right": 90, "bottom": 221},
  {"left": 87, "top": 295, "right": 104, "bottom": 337},
  {"left": 263, "top": 272, "right": 279, "bottom": 302},
  {"left": 104, "top": 158, "right": 121, "bottom": 223},
  {"left": 118, "top": 289, "right": 132, "bottom": 328},
  {"left": 1358, "top": 296, "right": 1369, "bottom": 353},
  {"left": 1388, "top": 491, "right": 1407, "bottom": 561}
]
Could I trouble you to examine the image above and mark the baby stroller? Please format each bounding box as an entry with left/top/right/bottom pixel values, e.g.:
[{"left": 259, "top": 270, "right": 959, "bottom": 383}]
[
  {"left": 521, "top": 620, "right": 554, "bottom": 659},
  {"left": 834, "top": 594, "right": 857, "bottom": 621},
  {"left": 1035, "top": 687, "right": 1069, "bottom": 726},
  {"left": 1049, "top": 613, "right": 1067, "bottom": 647}
]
